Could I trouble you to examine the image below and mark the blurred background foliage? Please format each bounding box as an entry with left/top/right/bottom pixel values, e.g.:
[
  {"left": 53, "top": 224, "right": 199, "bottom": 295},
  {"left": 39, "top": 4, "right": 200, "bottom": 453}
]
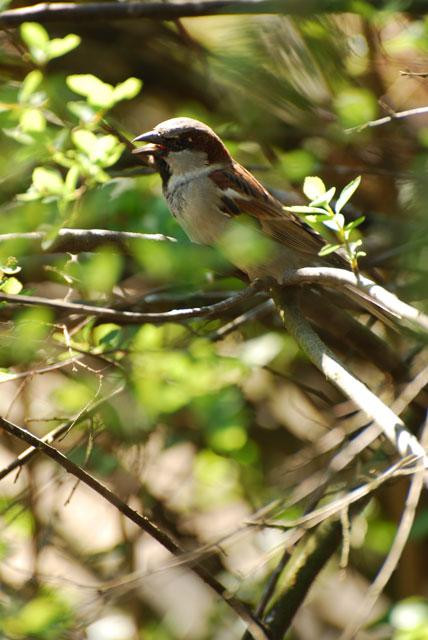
[{"left": 0, "top": 2, "right": 428, "bottom": 639}]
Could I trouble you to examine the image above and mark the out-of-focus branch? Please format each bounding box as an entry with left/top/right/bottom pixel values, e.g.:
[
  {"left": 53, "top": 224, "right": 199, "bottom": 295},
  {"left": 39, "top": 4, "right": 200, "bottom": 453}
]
[
  {"left": 0, "top": 414, "right": 269, "bottom": 640},
  {"left": 0, "top": 228, "right": 175, "bottom": 254},
  {"left": 346, "top": 104, "right": 428, "bottom": 133},
  {"left": 0, "top": 280, "right": 264, "bottom": 324},
  {"left": 0, "top": 0, "right": 426, "bottom": 26},
  {"left": 339, "top": 418, "right": 428, "bottom": 640},
  {"left": 283, "top": 266, "right": 428, "bottom": 334},
  {"left": 270, "top": 286, "right": 428, "bottom": 466}
]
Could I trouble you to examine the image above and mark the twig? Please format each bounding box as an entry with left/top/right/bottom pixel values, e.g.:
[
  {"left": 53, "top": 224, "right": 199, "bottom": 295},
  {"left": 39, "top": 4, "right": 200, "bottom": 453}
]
[
  {"left": 0, "top": 228, "right": 175, "bottom": 254},
  {"left": 346, "top": 105, "right": 428, "bottom": 133},
  {"left": 0, "top": 414, "right": 269, "bottom": 640},
  {"left": 339, "top": 417, "right": 428, "bottom": 640},
  {"left": 283, "top": 266, "right": 428, "bottom": 334},
  {"left": 270, "top": 286, "right": 428, "bottom": 466},
  {"left": 0, "top": 280, "right": 264, "bottom": 325},
  {"left": 0, "top": 385, "right": 125, "bottom": 481},
  {"left": 400, "top": 70, "right": 428, "bottom": 78},
  {"left": 1, "top": 0, "right": 424, "bottom": 27}
]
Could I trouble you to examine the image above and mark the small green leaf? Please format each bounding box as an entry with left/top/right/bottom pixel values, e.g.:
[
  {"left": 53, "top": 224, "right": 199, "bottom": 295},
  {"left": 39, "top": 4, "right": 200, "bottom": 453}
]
[
  {"left": 112, "top": 77, "right": 142, "bottom": 102},
  {"left": 32, "top": 166, "right": 64, "bottom": 194},
  {"left": 284, "top": 205, "right": 328, "bottom": 215},
  {"left": 20, "top": 22, "right": 49, "bottom": 64},
  {"left": 318, "top": 243, "right": 342, "bottom": 257},
  {"left": 20, "top": 108, "right": 46, "bottom": 132},
  {"left": 67, "top": 74, "right": 114, "bottom": 108},
  {"left": 72, "top": 128, "right": 97, "bottom": 153},
  {"left": 335, "top": 176, "right": 361, "bottom": 214},
  {"left": 345, "top": 215, "right": 365, "bottom": 231},
  {"left": 303, "top": 176, "right": 325, "bottom": 201},
  {"left": 67, "top": 100, "right": 96, "bottom": 123},
  {"left": 20, "top": 22, "right": 49, "bottom": 48},
  {"left": 46, "top": 34, "right": 80, "bottom": 60},
  {"left": 65, "top": 165, "right": 80, "bottom": 193},
  {"left": 310, "top": 186, "right": 336, "bottom": 207},
  {"left": 0, "top": 277, "right": 23, "bottom": 294},
  {"left": 0, "top": 257, "right": 21, "bottom": 275},
  {"left": 19, "top": 70, "right": 43, "bottom": 103}
]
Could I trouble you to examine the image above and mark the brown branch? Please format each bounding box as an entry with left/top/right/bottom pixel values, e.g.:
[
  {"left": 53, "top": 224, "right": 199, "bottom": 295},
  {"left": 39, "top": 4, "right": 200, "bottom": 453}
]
[
  {"left": 1, "top": 0, "right": 425, "bottom": 27},
  {"left": 0, "top": 228, "right": 175, "bottom": 254},
  {"left": 0, "top": 280, "right": 265, "bottom": 325},
  {"left": 0, "top": 414, "right": 269, "bottom": 640}
]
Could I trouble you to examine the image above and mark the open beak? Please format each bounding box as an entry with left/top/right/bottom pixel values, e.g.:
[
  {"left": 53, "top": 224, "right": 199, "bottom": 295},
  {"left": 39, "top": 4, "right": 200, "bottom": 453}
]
[{"left": 132, "top": 130, "right": 165, "bottom": 155}]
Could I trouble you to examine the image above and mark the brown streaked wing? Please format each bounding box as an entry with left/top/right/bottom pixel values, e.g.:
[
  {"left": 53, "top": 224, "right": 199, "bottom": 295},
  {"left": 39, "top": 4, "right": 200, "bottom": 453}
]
[{"left": 211, "top": 162, "right": 328, "bottom": 258}]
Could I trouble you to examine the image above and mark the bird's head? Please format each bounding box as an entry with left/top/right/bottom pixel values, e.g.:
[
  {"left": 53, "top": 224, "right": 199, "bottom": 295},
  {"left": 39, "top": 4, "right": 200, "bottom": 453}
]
[{"left": 132, "top": 117, "right": 232, "bottom": 181}]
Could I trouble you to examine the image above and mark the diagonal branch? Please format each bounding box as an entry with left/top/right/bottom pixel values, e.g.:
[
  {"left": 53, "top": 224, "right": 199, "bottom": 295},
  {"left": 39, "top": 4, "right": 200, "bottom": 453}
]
[
  {"left": 270, "top": 285, "right": 428, "bottom": 467},
  {"left": 0, "top": 414, "right": 269, "bottom": 640}
]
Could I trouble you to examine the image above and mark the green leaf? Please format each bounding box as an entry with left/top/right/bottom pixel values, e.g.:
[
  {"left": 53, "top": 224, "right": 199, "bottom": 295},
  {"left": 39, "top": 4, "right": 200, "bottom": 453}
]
[
  {"left": 310, "top": 186, "right": 336, "bottom": 207},
  {"left": 46, "top": 34, "right": 80, "bottom": 60},
  {"left": 0, "top": 276, "right": 23, "bottom": 294},
  {"left": 283, "top": 205, "right": 328, "bottom": 215},
  {"left": 67, "top": 100, "right": 97, "bottom": 123},
  {"left": 32, "top": 166, "right": 64, "bottom": 195},
  {"left": 303, "top": 176, "right": 325, "bottom": 200},
  {"left": 20, "top": 22, "right": 49, "bottom": 64},
  {"left": 20, "top": 22, "right": 49, "bottom": 49},
  {"left": 112, "top": 77, "right": 142, "bottom": 102},
  {"left": 0, "top": 257, "right": 21, "bottom": 275},
  {"left": 335, "top": 176, "right": 361, "bottom": 214},
  {"left": 66, "top": 74, "right": 114, "bottom": 108},
  {"left": 20, "top": 108, "right": 46, "bottom": 132},
  {"left": 65, "top": 165, "right": 80, "bottom": 193},
  {"left": 72, "top": 128, "right": 97, "bottom": 153},
  {"left": 335, "top": 88, "right": 377, "bottom": 129},
  {"left": 19, "top": 70, "right": 43, "bottom": 103},
  {"left": 318, "top": 243, "right": 341, "bottom": 257},
  {"left": 345, "top": 214, "right": 365, "bottom": 231}
]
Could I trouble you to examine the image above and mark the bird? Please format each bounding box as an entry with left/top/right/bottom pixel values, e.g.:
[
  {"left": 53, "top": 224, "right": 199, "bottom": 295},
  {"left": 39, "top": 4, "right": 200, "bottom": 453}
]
[{"left": 132, "top": 117, "right": 349, "bottom": 283}]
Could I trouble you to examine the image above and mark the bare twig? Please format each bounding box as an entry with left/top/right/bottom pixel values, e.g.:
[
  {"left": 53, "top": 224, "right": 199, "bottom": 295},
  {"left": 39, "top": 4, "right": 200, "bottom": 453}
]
[
  {"left": 345, "top": 104, "right": 428, "bottom": 133},
  {"left": 339, "top": 418, "right": 428, "bottom": 640},
  {"left": 0, "top": 280, "right": 265, "bottom": 324},
  {"left": 283, "top": 266, "right": 428, "bottom": 333},
  {"left": 0, "top": 414, "right": 269, "bottom": 640},
  {"left": 0, "top": 228, "right": 175, "bottom": 254},
  {"left": 1, "top": 0, "right": 424, "bottom": 27},
  {"left": 270, "top": 286, "right": 428, "bottom": 466}
]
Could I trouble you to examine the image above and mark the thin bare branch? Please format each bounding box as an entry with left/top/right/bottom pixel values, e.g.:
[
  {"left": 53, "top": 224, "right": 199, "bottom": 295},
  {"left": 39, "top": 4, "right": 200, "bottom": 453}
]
[
  {"left": 0, "top": 228, "right": 175, "bottom": 254},
  {"left": 339, "top": 418, "right": 428, "bottom": 640},
  {"left": 0, "top": 414, "right": 269, "bottom": 640},
  {"left": 346, "top": 104, "right": 428, "bottom": 133},
  {"left": 0, "top": 280, "right": 265, "bottom": 324}
]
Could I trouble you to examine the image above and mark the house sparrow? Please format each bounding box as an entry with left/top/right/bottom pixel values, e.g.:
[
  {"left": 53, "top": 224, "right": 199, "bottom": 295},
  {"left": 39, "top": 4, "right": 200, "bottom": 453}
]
[{"left": 132, "top": 117, "right": 348, "bottom": 282}]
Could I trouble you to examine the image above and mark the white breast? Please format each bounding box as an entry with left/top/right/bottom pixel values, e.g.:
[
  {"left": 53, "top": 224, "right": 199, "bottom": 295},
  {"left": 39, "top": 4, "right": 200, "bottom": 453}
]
[{"left": 165, "top": 166, "right": 229, "bottom": 245}]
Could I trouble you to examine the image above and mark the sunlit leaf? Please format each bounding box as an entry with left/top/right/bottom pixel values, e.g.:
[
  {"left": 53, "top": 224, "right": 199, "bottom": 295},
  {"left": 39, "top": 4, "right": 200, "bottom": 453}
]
[
  {"left": 335, "top": 175, "right": 361, "bottom": 213},
  {"left": 0, "top": 276, "right": 23, "bottom": 294},
  {"left": 112, "top": 77, "right": 142, "bottom": 102},
  {"left": 20, "top": 22, "right": 49, "bottom": 64},
  {"left": 303, "top": 176, "right": 325, "bottom": 200},
  {"left": 284, "top": 205, "right": 328, "bottom": 215},
  {"left": 310, "top": 186, "right": 336, "bottom": 207},
  {"left": 345, "top": 214, "right": 365, "bottom": 231},
  {"left": 19, "top": 69, "right": 43, "bottom": 103},
  {"left": 318, "top": 243, "right": 341, "bottom": 256},
  {"left": 32, "top": 166, "right": 64, "bottom": 194},
  {"left": 335, "top": 88, "right": 377, "bottom": 128},
  {"left": 47, "top": 34, "right": 81, "bottom": 59},
  {"left": 20, "top": 108, "right": 46, "bottom": 132},
  {"left": 67, "top": 74, "right": 114, "bottom": 108}
]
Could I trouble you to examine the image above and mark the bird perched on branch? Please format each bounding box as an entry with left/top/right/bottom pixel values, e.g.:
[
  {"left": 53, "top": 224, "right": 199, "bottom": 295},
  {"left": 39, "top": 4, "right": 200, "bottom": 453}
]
[{"left": 132, "top": 117, "right": 348, "bottom": 282}]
